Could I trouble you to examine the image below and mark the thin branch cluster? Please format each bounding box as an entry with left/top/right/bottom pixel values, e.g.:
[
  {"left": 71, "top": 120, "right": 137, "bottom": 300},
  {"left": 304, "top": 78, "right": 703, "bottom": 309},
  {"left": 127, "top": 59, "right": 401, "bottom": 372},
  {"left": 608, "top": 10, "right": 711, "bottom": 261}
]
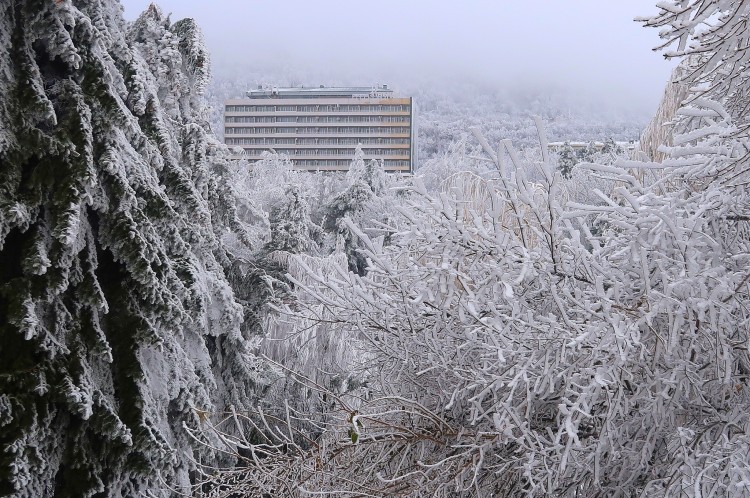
[{"left": 194, "top": 2, "right": 750, "bottom": 496}]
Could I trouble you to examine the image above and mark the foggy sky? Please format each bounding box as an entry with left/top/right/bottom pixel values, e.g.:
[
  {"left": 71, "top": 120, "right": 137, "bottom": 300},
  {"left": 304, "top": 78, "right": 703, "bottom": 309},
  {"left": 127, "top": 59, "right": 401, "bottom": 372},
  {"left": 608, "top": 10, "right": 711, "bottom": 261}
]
[{"left": 119, "top": 0, "right": 676, "bottom": 115}]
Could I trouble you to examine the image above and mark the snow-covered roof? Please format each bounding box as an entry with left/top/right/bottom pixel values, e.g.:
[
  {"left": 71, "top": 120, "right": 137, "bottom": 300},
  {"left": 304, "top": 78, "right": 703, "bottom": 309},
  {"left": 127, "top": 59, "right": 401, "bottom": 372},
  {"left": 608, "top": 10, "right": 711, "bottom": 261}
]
[{"left": 246, "top": 85, "right": 394, "bottom": 99}]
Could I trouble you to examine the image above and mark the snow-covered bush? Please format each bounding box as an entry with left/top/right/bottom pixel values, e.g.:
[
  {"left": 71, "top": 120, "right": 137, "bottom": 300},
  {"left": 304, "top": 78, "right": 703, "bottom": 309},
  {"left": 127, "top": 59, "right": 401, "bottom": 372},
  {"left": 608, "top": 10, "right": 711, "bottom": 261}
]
[{"left": 196, "top": 3, "right": 750, "bottom": 495}]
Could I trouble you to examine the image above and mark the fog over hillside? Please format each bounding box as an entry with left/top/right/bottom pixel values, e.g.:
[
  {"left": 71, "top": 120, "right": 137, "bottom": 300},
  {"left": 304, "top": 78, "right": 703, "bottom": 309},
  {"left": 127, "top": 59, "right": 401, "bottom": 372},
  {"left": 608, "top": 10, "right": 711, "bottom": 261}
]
[
  {"left": 205, "top": 62, "right": 650, "bottom": 162},
  {"left": 120, "top": 0, "right": 675, "bottom": 109},
  {"left": 122, "top": 0, "right": 675, "bottom": 161}
]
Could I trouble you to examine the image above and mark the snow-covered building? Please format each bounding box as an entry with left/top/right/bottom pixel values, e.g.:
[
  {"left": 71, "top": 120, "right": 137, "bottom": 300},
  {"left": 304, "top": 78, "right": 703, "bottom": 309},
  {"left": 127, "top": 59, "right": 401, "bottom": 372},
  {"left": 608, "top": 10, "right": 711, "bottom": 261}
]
[{"left": 224, "top": 86, "right": 416, "bottom": 173}]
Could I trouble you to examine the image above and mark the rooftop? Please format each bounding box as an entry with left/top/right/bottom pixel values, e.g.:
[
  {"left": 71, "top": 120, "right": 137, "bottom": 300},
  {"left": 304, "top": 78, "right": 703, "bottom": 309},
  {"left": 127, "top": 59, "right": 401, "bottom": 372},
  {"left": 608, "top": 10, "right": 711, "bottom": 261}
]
[{"left": 246, "top": 85, "right": 394, "bottom": 99}]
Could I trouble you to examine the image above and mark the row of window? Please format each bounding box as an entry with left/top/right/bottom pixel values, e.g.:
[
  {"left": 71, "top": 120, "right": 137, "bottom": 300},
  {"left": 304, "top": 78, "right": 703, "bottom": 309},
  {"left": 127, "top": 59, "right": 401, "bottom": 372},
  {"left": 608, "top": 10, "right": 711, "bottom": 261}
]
[
  {"left": 241, "top": 148, "right": 410, "bottom": 157},
  {"left": 225, "top": 115, "right": 410, "bottom": 124},
  {"left": 226, "top": 104, "right": 411, "bottom": 113},
  {"left": 225, "top": 137, "right": 411, "bottom": 146},
  {"left": 225, "top": 126, "right": 411, "bottom": 135}
]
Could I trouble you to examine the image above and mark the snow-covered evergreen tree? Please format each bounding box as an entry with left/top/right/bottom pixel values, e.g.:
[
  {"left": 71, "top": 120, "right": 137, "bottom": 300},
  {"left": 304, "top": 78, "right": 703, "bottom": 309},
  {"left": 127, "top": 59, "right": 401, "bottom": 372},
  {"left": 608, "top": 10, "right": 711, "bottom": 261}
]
[
  {"left": 557, "top": 140, "right": 578, "bottom": 178},
  {"left": 576, "top": 140, "right": 597, "bottom": 163},
  {"left": 345, "top": 146, "right": 389, "bottom": 196},
  {"left": 266, "top": 186, "right": 321, "bottom": 255},
  {"left": 600, "top": 137, "right": 621, "bottom": 156},
  {"left": 0, "top": 2, "right": 263, "bottom": 495}
]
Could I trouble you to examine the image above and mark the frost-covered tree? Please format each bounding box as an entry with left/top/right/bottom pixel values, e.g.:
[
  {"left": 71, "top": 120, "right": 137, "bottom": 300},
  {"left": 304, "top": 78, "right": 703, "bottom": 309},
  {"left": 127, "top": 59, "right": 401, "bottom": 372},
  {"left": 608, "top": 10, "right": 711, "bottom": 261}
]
[
  {"left": 203, "top": 116, "right": 750, "bottom": 498},
  {"left": 415, "top": 136, "right": 492, "bottom": 192},
  {"left": 197, "top": 2, "right": 750, "bottom": 492},
  {"left": 588, "top": 137, "right": 626, "bottom": 166},
  {"left": 320, "top": 149, "right": 403, "bottom": 274},
  {"left": 0, "top": 2, "right": 264, "bottom": 496},
  {"left": 576, "top": 140, "right": 597, "bottom": 163},
  {"left": 345, "top": 146, "right": 389, "bottom": 196},
  {"left": 193, "top": 121, "right": 567, "bottom": 494},
  {"left": 266, "top": 186, "right": 321, "bottom": 255},
  {"left": 557, "top": 140, "right": 578, "bottom": 178},
  {"left": 637, "top": 63, "right": 689, "bottom": 163}
]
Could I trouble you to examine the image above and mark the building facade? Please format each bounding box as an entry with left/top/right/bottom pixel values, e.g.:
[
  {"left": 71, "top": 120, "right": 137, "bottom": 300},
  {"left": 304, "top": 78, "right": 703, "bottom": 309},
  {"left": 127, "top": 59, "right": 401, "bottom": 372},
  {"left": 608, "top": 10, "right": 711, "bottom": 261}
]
[{"left": 224, "top": 86, "right": 416, "bottom": 173}]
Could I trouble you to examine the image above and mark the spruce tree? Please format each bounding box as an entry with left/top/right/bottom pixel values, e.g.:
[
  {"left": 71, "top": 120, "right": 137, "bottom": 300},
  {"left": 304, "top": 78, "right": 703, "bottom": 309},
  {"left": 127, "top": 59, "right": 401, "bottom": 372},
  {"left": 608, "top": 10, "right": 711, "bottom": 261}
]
[
  {"left": 0, "top": 2, "right": 260, "bottom": 495},
  {"left": 345, "top": 146, "right": 389, "bottom": 196},
  {"left": 266, "top": 185, "right": 320, "bottom": 255},
  {"left": 576, "top": 140, "right": 597, "bottom": 163},
  {"left": 557, "top": 141, "right": 577, "bottom": 178}
]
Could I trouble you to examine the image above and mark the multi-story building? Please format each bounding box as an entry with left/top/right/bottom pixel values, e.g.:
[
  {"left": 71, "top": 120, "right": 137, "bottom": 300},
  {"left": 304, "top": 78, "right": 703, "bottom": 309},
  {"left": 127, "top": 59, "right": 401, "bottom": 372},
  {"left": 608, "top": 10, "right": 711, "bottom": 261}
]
[{"left": 224, "top": 86, "right": 416, "bottom": 173}]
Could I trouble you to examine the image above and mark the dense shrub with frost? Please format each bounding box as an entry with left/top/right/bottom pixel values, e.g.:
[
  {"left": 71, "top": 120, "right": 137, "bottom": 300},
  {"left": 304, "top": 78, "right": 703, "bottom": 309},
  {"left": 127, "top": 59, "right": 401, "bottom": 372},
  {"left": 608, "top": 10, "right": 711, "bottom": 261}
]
[{"left": 197, "top": 2, "right": 750, "bottom": 496}]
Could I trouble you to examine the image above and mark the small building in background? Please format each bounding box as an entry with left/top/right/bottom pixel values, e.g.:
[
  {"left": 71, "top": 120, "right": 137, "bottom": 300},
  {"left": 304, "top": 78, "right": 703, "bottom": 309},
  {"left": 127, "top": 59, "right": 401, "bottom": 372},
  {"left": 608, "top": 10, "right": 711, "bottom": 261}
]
[{"left": 224, "top": 85, "right": 416, "bottom": 173}]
